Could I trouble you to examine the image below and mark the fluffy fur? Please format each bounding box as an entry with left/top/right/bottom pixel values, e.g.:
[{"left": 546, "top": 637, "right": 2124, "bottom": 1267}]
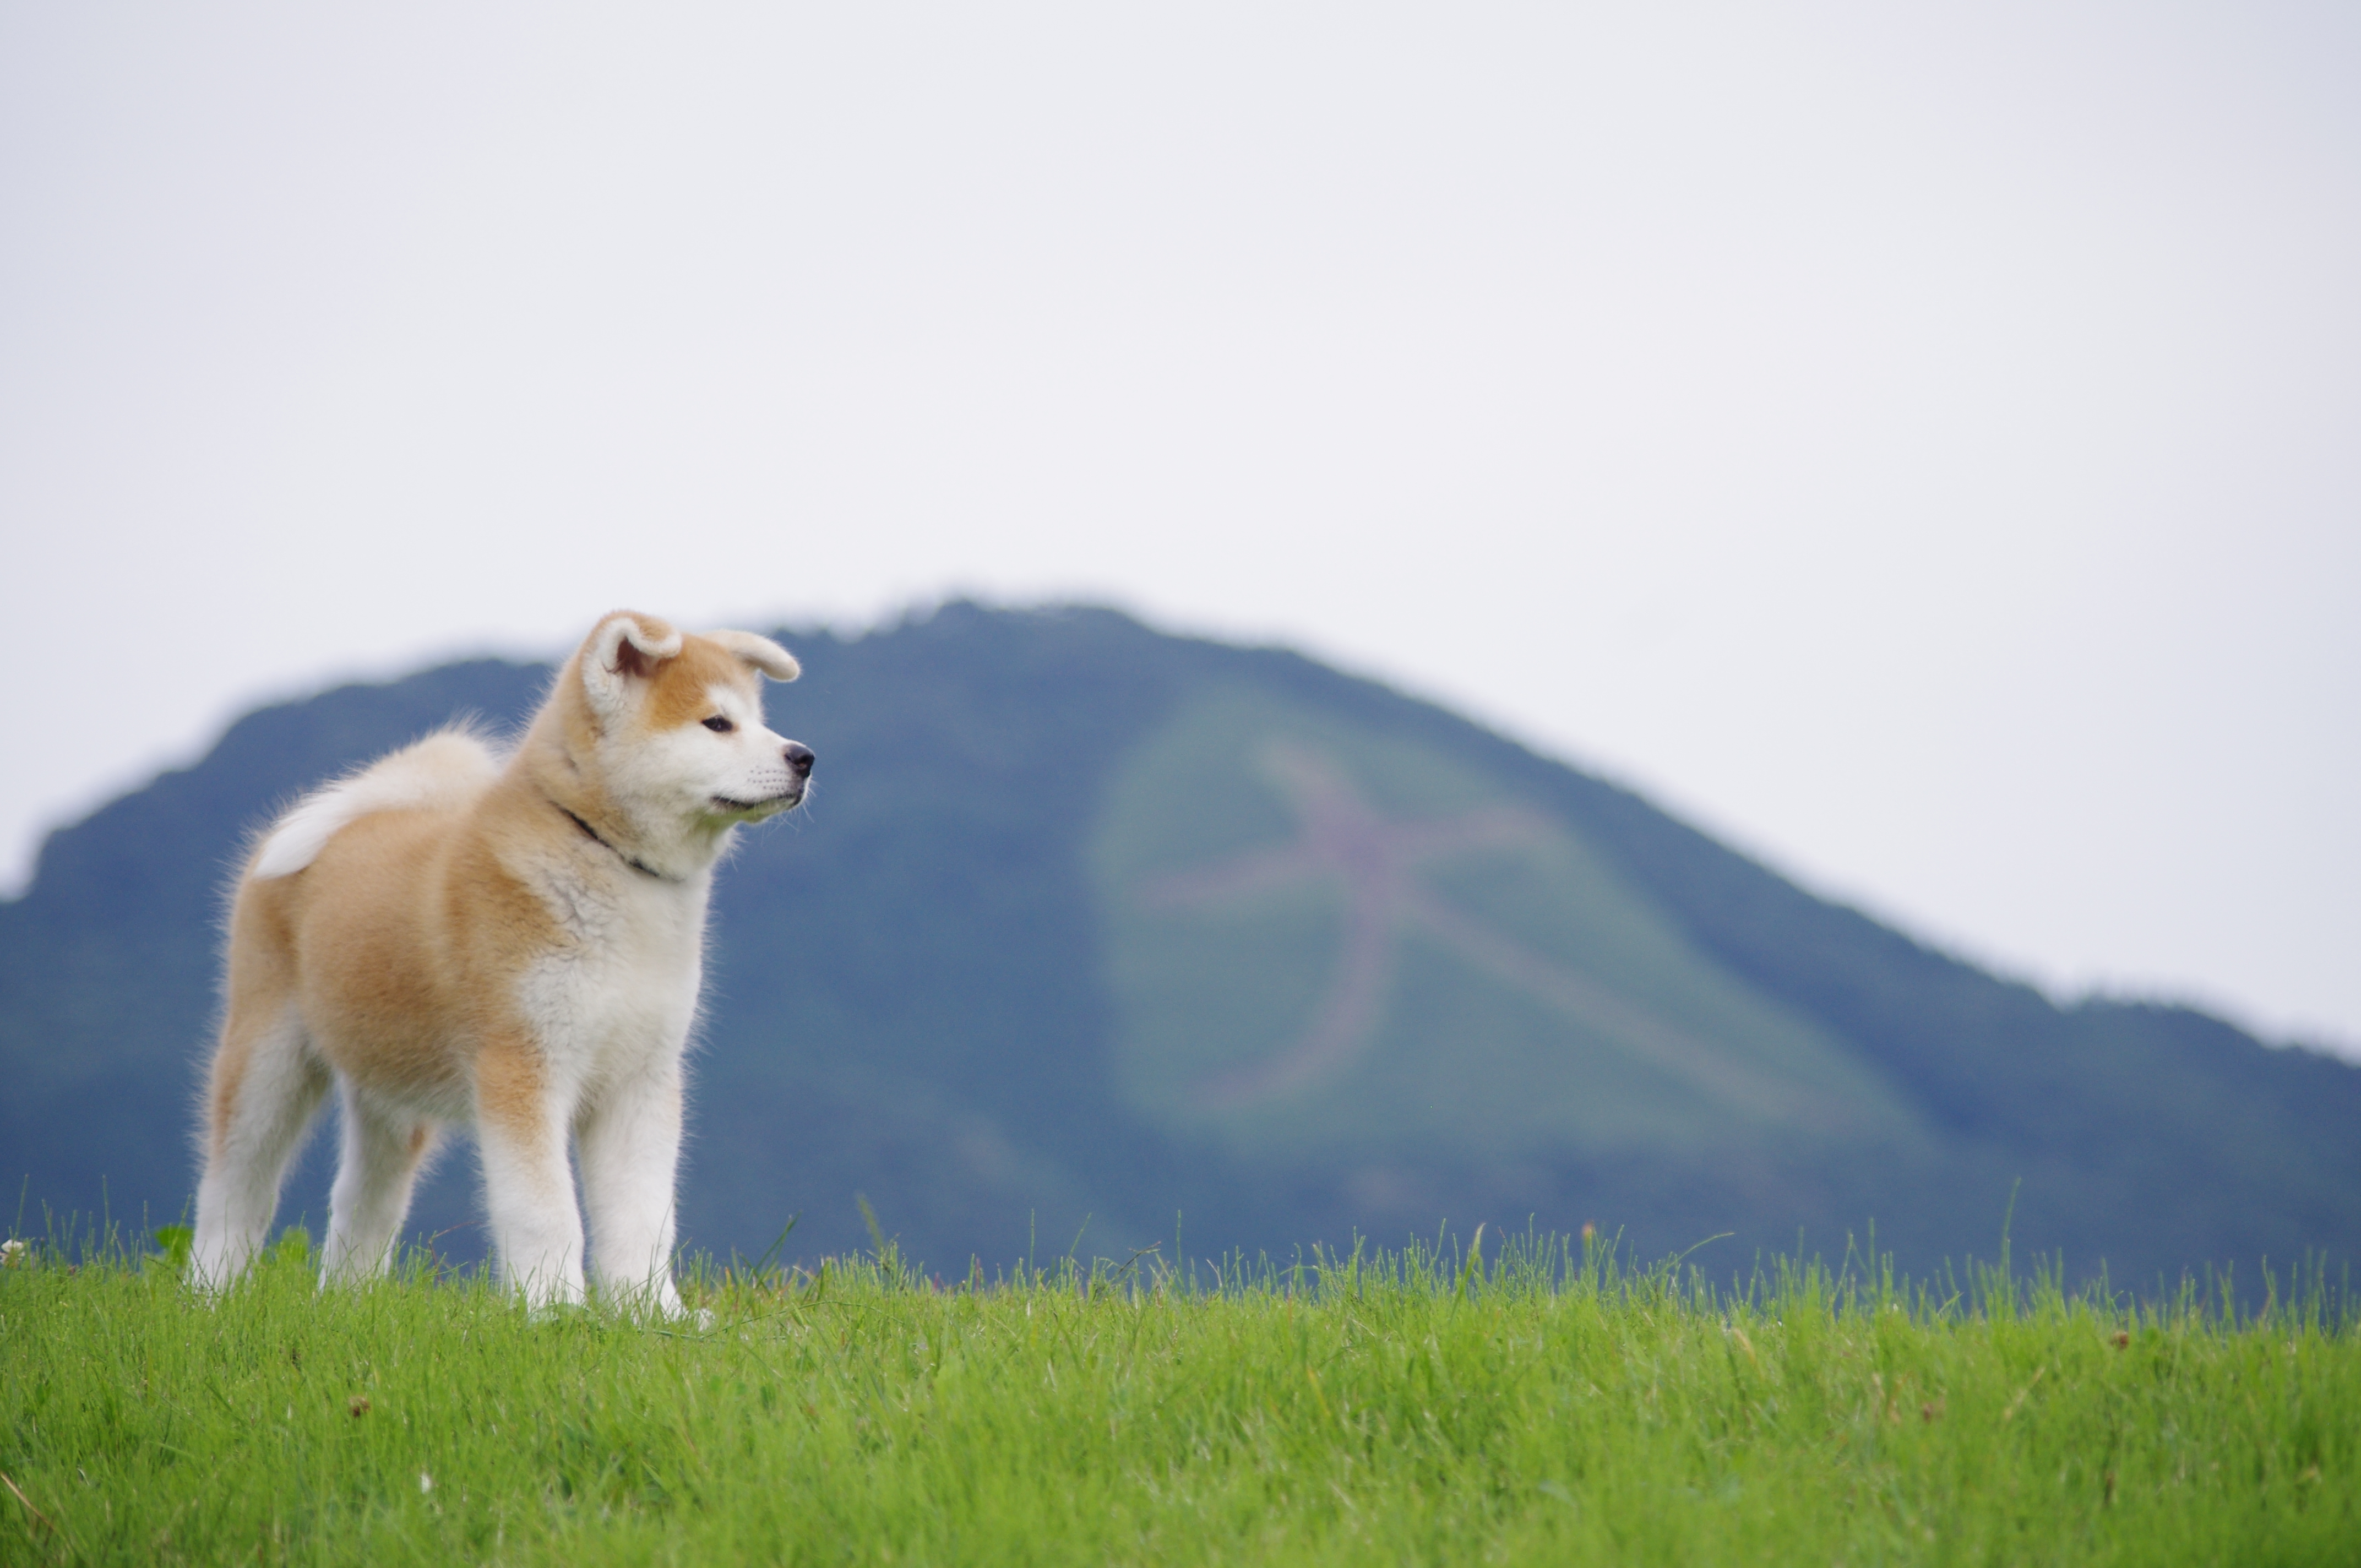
[{"left": 191, "top": 612, "right": 812, "bottom": 1314}]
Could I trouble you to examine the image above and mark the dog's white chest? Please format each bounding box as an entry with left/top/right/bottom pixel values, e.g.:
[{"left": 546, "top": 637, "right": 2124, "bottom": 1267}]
[{"left": 520, "top": 872, "right": 708, "bottom": 1083}]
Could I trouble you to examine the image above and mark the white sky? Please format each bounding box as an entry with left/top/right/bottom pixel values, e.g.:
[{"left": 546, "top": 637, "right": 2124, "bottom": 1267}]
[{"left": 3, "top": 3, "right": 2356, "bottom": 1055}]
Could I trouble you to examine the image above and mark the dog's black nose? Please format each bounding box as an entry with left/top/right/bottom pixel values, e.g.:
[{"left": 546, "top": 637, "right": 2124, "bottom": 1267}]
[{"left": 784, "top": 743, "right": 815, "bottom": 778}]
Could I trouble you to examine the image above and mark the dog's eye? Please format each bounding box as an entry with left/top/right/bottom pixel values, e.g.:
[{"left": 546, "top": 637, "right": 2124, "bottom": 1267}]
[{"left": 702, "top": 716, "right": 736, "bottom": 734}]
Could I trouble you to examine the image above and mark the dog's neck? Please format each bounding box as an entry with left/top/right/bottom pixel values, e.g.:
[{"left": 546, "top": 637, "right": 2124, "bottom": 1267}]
[
  {"left": 538, "top": 788, "right": 736, "bottom": 887},
  {"left": 555, "top": 802, "right": 678, "bottom": 883}
]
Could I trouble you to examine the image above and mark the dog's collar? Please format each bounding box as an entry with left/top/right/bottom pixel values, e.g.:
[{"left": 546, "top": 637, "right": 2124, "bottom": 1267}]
[{"left": 555, "top": 802, "right": 676, "bottom": 883}]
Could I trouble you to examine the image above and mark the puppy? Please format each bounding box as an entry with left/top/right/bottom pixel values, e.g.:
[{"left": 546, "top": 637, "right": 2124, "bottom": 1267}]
[{"left": 191, "top": 611, "right": 812, "bottom": 1314}]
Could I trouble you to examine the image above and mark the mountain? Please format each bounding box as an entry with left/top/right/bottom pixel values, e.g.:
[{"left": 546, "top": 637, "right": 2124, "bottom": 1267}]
[{"left": 6, "top": 603, "right": 2358, "bottom": 1288}]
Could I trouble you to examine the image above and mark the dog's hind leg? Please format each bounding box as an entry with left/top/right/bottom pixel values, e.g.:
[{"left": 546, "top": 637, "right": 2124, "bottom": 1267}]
[
  {"left": 320, "top": 1082, "right": 440, "bottom": 1284},
  {"left": 191, "top": 1000, "right": 329, "bottom": 1291}
]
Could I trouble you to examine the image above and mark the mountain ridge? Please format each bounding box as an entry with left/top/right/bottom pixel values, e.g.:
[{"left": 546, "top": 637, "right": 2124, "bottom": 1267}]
[{"left": 5, "top": 602, "right": 2355, "bottom": 1289}]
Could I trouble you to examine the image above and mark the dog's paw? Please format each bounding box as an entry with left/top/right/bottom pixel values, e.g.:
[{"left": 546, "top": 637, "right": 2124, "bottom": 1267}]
[
  {"left": 524, "top": 1299, "right": 591, "bottom": 1327},
  {"left": 649, "top": 1294, "right": 712, "bottom": 1333}
]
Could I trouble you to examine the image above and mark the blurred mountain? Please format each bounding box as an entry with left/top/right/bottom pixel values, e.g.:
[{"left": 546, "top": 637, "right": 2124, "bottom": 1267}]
[{"left": 5, "top": 603, "right": 2357, "bottom": 1287}]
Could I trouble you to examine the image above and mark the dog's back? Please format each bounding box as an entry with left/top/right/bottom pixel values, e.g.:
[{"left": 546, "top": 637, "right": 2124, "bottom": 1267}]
[{"left": 249, "top": 728, "right": 501, "bottom": 880}]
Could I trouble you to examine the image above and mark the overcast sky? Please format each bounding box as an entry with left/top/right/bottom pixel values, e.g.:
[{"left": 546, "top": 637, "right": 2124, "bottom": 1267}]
[{"left": 4, "top": 2, "right": 2355, "bottom": 1055}]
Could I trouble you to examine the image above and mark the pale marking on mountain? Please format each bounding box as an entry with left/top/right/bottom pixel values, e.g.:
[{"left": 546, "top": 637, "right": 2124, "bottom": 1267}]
[{"left": 1135, "top": 743, "right": 1807, "bottom": 1116}]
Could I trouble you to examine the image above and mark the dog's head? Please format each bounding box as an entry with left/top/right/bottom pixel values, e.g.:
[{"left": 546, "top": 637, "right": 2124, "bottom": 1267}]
[{"left": 570, "top": 611, "right": 814, "bottom": 825}]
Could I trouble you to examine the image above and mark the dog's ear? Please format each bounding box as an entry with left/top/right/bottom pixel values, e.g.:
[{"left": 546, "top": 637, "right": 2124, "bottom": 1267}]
[
  {"left": 705, "top": 629, "right": 801, "bottom": 682},
  {"left": 580, "top": 611, "right": 685, "bottom": 719}
]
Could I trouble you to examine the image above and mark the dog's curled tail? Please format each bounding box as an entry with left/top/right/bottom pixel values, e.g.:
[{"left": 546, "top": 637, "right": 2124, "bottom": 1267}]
[{"left": 250, "top": 728, "right": 502, "bottom": 881}]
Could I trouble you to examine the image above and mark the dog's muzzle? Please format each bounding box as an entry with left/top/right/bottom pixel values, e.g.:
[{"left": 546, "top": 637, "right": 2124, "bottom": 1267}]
[{"left": 712, "top": 743, "right": 814, "bottom": 818}]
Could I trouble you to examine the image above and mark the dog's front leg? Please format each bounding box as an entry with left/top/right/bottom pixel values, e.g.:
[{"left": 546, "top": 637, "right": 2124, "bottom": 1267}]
[
  {"left": 475, "top": 1035, "right": 586, "bottom": 1310},
  {"left": 577, "top": 1056, "right": 687, "bottom": 1319}
]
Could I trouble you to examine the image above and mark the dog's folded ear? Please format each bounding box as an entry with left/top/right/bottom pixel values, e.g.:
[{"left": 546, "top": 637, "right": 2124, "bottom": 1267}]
[
  {"left": 704, "top": 629, "right": 801, "bottom": 682},
  {"left": 581, "top": 611, "right": 686, "bottom": 718}
]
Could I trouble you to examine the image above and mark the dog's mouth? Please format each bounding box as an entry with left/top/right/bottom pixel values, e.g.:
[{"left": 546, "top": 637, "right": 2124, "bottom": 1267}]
[{"left": 710, "top": 788, "right": 803, "bottom": 818}]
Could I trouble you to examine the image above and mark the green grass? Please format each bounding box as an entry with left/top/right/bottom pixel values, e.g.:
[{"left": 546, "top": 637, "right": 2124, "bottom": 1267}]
[{"left": 2, "top": 1226, "right": 2354, "bottom": 1565}]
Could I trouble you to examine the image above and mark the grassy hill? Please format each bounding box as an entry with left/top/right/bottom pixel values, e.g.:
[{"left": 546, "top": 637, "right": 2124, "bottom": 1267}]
[
  {"left": 2, "top": 1238, "right": 2354, "bottom": 1564},
  {"left": 4, "top": 603, "right": 2357, "bottom": 1286}
]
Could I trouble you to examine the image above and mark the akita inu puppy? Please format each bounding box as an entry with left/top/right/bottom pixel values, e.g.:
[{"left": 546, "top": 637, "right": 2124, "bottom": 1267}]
[{"left": 191, "top": 611, "right": 813, "bottom": 1314}]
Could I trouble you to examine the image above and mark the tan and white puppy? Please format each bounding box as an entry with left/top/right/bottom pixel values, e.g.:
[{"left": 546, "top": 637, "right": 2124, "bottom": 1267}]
[{"left": 191, "top": 611, "right": 812, "bottom": 1314}]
